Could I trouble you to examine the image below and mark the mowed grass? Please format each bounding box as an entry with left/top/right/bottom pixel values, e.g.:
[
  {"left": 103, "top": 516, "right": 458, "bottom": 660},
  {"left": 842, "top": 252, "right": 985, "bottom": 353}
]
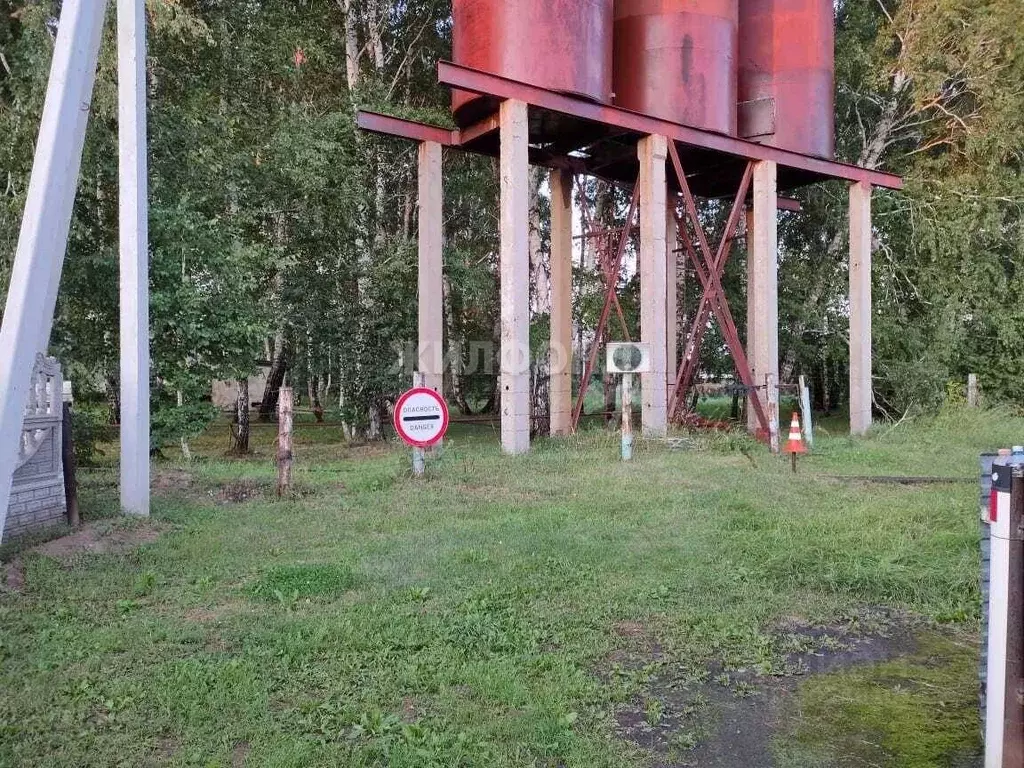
[{"left": 0, "top": 406, "right": 1013, "bottom": 767}]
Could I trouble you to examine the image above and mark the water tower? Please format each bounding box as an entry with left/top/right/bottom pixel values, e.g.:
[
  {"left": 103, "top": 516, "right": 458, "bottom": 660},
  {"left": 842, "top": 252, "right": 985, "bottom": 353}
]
[{"left": 358, "top": 0, "right": 901, "bottom": 454}]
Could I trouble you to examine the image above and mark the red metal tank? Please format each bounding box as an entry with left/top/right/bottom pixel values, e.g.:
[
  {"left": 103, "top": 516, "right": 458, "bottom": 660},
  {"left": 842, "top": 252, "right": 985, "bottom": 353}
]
[
  {"left": 737, "top": 0, "right": 835, "bottom": 159},
  {"left": 451, "top": 0, "right": 614, "bottom": 127},
  {"left": 612, "top": 0, "right": 739, "bottom": 135}
]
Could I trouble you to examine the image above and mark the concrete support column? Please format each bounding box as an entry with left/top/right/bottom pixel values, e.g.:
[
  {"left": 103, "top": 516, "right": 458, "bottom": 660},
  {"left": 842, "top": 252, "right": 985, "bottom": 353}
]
[
  {"left": 749, "top": 161, "right": 778, "bottom": 434},
  {"left": 849, "top": 181, "right": 873, "bottom": 436},
  {"left": 666, "top": 199, "right": 679, "bottom": 407},
  {"left": 0, "top": 0, "right": 107, "bottom": 538},
  {"left": 417, "top": 141, "right": 444, "bottom": 395},
  {"left": 499, "top": 99, "right": 531, "bottom": 454},
  {"left": 118, "top": 0, "right": 151, "bottom": 517},
  {"left": 639, "top": 135, "right": 668, "bottom": 438},
  {"left": 549, "top": 169, "right": 573, "bottom": 436}
]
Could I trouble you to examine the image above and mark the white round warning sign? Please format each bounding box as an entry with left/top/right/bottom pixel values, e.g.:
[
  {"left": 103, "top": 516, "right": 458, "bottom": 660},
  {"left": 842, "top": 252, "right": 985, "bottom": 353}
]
[{"left": 393, "top": 388, "right": 449, "bottom": 448}]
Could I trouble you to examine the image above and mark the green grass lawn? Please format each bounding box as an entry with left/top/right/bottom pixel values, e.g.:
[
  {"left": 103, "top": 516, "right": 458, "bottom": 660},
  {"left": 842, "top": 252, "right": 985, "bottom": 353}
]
[{"left": 0, "top": 406, "right": 1011, "bottom": 767}]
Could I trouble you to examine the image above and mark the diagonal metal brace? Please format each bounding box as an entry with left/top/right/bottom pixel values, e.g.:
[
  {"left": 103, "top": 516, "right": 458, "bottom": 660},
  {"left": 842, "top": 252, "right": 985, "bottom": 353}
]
[{"left": 666, "top": 144, "right": 769, "bottom": 434}]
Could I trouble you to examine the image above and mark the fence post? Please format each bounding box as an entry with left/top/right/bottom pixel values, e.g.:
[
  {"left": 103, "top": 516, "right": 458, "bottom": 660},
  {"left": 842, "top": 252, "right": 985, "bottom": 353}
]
[
  {"left": 60, "top": 397, "right": 78, "bottom": 528},
  {"left": 969, "top": 374, "right": 980, "bottom": 408},
  {"left": 986, "top": 462, "right": 1024, "bottom": 766},
  {"left": 276, "top": 387, "right": 293, "bottom": 496}
]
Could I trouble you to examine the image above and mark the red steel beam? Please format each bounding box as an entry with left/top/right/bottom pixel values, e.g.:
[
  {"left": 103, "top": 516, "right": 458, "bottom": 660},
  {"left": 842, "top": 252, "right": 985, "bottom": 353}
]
[
  {"left": 670, "top": 163, "right": 753, "bottom": 417},
  {"left": 357, "top": 111, "right": 455, "bottom": 146},
  {"left": 456, "top": 114, "right": 501, "bottom": 145},
  {"left": 437, "top": 61, "right": 903, "bottom": 191}
]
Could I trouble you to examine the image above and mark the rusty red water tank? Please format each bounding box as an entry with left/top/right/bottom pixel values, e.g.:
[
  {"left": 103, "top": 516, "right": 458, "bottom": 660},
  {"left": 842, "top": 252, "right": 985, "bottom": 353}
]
[
  {"left": 738, "top": 0, "right": 835, "bottom": 158},
  {"left": 612, "top": 0, "right": 739, "bottom": 135},
  {"left": 451, "top": 0, "right": 614, "bottom": 127}
]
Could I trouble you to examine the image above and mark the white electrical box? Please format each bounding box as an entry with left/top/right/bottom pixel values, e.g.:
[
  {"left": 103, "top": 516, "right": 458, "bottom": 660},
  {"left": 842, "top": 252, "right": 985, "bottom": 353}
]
[{"left": 606, "top": 342, "right": 652, "bottom": 374}]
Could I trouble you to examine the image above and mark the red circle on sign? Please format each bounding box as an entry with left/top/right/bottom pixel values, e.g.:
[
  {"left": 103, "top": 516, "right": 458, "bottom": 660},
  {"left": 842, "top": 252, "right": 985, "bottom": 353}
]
[{"left": 393, "top": 387, "right": 450, "bottom": 448}]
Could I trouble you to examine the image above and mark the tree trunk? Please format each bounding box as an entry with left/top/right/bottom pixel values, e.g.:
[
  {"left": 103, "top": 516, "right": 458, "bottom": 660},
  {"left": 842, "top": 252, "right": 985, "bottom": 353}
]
[
  {"left": 276, "top": 388, "right": 294, "bottom": 496},
  {"left": 603, "top": 371, "right": 617, "bottom": 426},
  {"left": 532, "top": 354, "right": 551, "bottom": 437},
  {"left": 259, "top": 332, "right": 288, "bottom": 421},
  {"left": 231, "top": 378, "right": 250, "bottom": 455},
  {"left": 341, "top": 0, "right": 361, "bottom": 91},
  {"left": 308, "top": 374, "right": 324, "bottom": 423},
  {"left": 105, "top": 372, "right": 120, "bottom": 425},
  {"left": 367, "top": 400, "right": 383, "bottom": 441}
]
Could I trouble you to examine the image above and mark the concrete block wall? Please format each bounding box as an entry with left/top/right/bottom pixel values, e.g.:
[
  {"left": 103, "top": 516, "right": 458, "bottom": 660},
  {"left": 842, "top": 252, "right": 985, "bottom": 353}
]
[{"left": 3, "top": 356, "right": 67, "bottom": 543}]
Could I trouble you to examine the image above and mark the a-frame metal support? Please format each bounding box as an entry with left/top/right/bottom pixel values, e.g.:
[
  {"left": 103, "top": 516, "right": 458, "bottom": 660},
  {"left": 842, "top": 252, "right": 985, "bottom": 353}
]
[{"left": 665, "top": 143, "right": 772, "bottom": 437}]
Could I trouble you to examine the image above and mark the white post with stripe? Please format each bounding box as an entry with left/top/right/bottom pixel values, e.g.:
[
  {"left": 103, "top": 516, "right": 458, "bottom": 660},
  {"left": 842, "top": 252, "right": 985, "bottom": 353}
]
[{"left": 986, "top": 461, "right": 1024, "bottom": 767}]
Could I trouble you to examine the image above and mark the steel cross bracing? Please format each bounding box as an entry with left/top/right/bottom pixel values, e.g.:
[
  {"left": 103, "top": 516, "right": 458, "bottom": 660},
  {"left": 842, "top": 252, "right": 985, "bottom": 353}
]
[
  {"left": 575, "top": 176, "right": 632, "bottom": 343},
  {"left": 571, "top": 182, "right": 640, "bottom": 432},
  {"left": 666, "top": 144, "right": 770, "bottom": 434}
]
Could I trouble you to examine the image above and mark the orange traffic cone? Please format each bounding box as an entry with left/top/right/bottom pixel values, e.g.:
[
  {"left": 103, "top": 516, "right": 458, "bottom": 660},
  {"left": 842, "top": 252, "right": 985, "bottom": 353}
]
[{"left": 785, "top": 412, "right": 807, "bottom": 472}]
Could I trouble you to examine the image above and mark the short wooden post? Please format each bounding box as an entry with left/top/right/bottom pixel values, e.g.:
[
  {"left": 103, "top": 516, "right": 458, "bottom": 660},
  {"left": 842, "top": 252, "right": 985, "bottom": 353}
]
[
  {"left": 968, "top": 374, "right": 979, "bottom": 408},
  {"left": 276, "top": 387, "right": 293, "bottom": 496}
]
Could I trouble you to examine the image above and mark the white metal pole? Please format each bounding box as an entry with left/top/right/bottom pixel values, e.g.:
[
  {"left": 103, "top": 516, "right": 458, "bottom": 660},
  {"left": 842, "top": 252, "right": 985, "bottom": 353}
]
[
  {"left": 799, "top": 374, "right": 814, "bottom": 449},
  {"left": 621, "top": 373, "right": 633, "bottom": 462},
  {"left": 412, "top": 372, "right": 426, "bottom": 476},
  {"left": 118, "top": 0, "right": 150, "bottom": 516},
  {"left": 0, "top": 0, "right": 107, "bottom": 540}
]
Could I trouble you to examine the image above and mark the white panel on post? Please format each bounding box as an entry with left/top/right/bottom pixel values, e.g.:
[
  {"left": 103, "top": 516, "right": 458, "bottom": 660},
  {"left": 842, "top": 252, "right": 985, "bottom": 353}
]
[
  {"left": 639, "top": 135, "right": 668, "bottom": 438},
  {"left": 549, "top": 169, "right": 573, "bottom": 436},
  {"left": 750, "top": 161, "right": 778, "bottom": 435},
  {"left": 0, "top": 0, "right": 107, "bottom": 540},
  {"left": 119, "top": 0, "right": 151, "bottom": 516},
  {"left": 418, "top": 141, "right": 444, "bottom": 396},
  {"left": 849, "top": 181, "right": 873, "bottom": 436},
  {"left": 499, "top": 99, "right": 531, "bottom": 455}
]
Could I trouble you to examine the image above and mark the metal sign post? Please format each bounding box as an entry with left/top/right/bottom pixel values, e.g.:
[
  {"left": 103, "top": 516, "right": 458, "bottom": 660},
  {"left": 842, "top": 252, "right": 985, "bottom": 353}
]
[
  {"left": 394, "top": 373, "right": 450, "bottom": 476},
  {"left": 621, "top": 372, "right": 634, "bottom": 461},
  {"left": 607, "top": 342, "right": 651, "bottom": 462},
  {"left": 985, "top": 461, "right": 1024, "bottom": 767}
]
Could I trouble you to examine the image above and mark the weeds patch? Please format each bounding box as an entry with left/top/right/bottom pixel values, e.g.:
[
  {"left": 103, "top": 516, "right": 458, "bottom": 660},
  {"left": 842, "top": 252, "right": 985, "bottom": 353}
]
[{"left": 250, "top": 563, "right": 357, "bottom": 602}]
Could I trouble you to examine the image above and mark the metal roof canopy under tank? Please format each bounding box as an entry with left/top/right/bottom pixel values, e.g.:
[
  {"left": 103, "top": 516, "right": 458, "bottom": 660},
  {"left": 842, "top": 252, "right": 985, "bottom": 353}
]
[{"left": 357, "top": 61, "right": 902, "bottom": 197}]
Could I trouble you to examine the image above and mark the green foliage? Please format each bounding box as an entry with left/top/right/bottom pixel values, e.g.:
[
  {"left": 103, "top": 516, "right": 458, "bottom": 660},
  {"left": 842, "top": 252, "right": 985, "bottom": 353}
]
[
  {"left": 69, "top": 405, "right": 112, "bottom": 467},
  {"left": 150, "top": 398, "right": 216, "bottom": 454},
  {"left": 251, "top": 564, "right": 357, "bottom": 602}
]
